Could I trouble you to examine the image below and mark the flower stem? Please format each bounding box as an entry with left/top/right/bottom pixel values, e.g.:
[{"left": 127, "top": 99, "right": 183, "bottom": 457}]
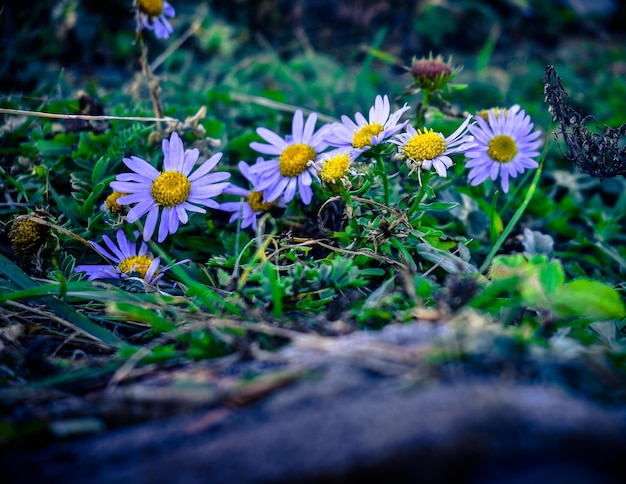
[
  {"left": 415, "top": 90, "right": 432, "bottom": 128},
  {"left": 374, "top": 153, "right": 390, "bottom": 206},
  {"left": 406, "top": 170, "right": 431, "bottom": 220},
  {"left": 339, "top": 185, "right": 361, "bottom": 237}
]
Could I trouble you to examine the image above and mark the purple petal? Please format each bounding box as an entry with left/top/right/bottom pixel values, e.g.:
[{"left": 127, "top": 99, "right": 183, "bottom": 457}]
[
  {"left": 115, "top": 192, "right": 150, "bottom": 205},
  {"left": 115, "top": 173, "right": 154, "bottom": 184},
  {"left": 179, "top": 201, "right": 206, "bottom": 213},
  {"left": 193, "top": 171, "right": 231, "bottom": 185},
  {"left": 188, "top": 153, "right": 223, "bottom": 182},
  {"left": 123, "top": 156, "right": 160, "bottom": 179},
  {"left": 223, "top": 184, "right": 250, "bottom": 197},
  {"left": 284, "top": 177, "right": 298, "bottom": 202},
  {"left": 256, "top": 128, "right": 288, "bottom": 149},
  {"left": 127, "top": 198, "right": 158, "bottom": 223},
  {"left": 299, "top": 183, "right": 313, "bottom": 205},
  {"left": 182, "top": 148, "right": 200, "bottom": 176},
  {"left": 292, "top": 110, "right": 304, "bottom": 143},
  {"left": 143, "top": 206, "right": 160, "bottom": 241},
  {"left": 111, "top": 181, "right": 152, "bottom": 194},
  {"left": 176, "top": 204, "right": 189, "bottom": 225},
  {"left": 300, "top": 169, "right": 312, "bottom": 186},
  {"left": 301, "top": 112, "right": 318, "bottom": 144},
  {"left": 89, "top": 240, "right": 116, "bottom": 263},
  {"left": 103, "top": 232, "right": 125, "bottom": 261},
  {"left": 157, "top": 209, "right": 171, "bottom": 242},
  {"left": 167, "top": 132, "right": 185, "bottom": 171},
  {"left": 168, "top": 208, "right": 180, "bottom": 235},
  {"left": 265, "top": 177, "right": 289, "bottom": 202}
]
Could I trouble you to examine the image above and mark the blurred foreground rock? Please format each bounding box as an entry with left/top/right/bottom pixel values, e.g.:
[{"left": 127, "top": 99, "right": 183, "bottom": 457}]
[{"left": 5, "top": 321, "right": 626, "bottom": 483}]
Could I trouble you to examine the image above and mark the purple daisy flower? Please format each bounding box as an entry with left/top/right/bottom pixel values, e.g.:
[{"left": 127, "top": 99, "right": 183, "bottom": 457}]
[
  {"left": 248, "top": 110, "right": 328, "bottom": 205},
  {"left": 111, "top": 131, "right": 230, "bottom": 242},
  {"left": 135, "top": 0, "right": 176, "bottom": 40},
  {"left": 74, "top": 230, "right": 162, "bottom": 284},
  {"left": 219, "top": 160, "right": 287, "bottom": 231},
  {"left": 324, "top": 94, "right": 410, "bottom": 159},
  {"left": 465, "top": 105, "right": 542, "bottom": 192}
]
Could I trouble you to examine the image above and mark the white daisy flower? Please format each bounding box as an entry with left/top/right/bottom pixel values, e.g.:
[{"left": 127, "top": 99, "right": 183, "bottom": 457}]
[{"left": 391, "top": 116, "right": 475, "bottom": 184}]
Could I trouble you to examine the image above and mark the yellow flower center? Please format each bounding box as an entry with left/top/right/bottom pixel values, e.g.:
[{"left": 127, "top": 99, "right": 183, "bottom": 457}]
[
  {"left": 247, "top": 191, "right": 277, "bottom": 212},
  {"left": 137, "top": 0, "right": 164, "bottom": 17},
  {"left": 476, "top": 107, "right": 509, "bottom": 121},
  {"left": 118, "top": 255, "right": 154, "bottom": 278},
  {"left": 279, "top": 144, "right": 317, "bottom": 177},
  {"left": 319, "top": 153, "right": 351, "bottom": 183},
  {"left": 105, "top": 191, "right": 127, "bottom": 214},
  {"left": 352, "top": 123, "right": 384, "bottom": 149},
  {"left": 403, "top": 129, "right": 446, "bottom": 162},
  {"left": 488, "top": 135, "right": 518, "bottom": 163},
  {"left": 151, "top": 171, "right": 191, "bottom": 208}
]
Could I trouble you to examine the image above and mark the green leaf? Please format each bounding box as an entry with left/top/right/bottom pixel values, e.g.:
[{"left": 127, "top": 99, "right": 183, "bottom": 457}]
[
  {"left": 80, "top": 181, "right": 106, "bottom": 216},
  {"left": 108, "top": 302, "right": 177, "bottom": 333},
  {"left": 490, "top": 254, "right": 528, "bottom": 278},
  {"left": 91, "top": 156, "right": 109, "bottom": 186},
  {"left": 552, "top": 279, "right": 626, "bottom": 320},
  {"left": 73, "top": 131, "right": 111, "bottom": 160},
  {"left": 418, "top": 202, "right": 460, "bottom": 212},
  {"left": 519, "top": 260, "right": 565, "bottom": 308},
  {"left": 35, "top": 133, "right": 76, "bottom": 157},
  {"left": 417, "top": 243, "right": 478, "bottom": 274},
  {"left": 536, "top": 260, "right": 565, "bottom": 295},
  {"left": 447, "top": 83, "right": 468, "bottom": 91}
]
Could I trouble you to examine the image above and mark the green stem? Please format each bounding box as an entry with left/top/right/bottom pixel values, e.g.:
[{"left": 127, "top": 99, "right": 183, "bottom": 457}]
[
  {"left": 406, "top": 170, "right": 431, "bottom": 220},
  {"left": 374, "top": 152, "right": 390, "bottom": 206},
  {"left": 339, "top": 185, "right": 360, "bottom": 237},
  {"left": 489, "top": 190, "right": 500, "bottom": 246},
  {"left": 479, "top": 139, "right": 550, "bottom": 273},
  {"left": 415, "top": 90, "right": 432, "bottom": 128}
]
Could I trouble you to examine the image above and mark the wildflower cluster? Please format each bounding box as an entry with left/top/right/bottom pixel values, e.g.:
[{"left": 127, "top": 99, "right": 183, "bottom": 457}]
[
  {"left": 7, "top": 2, "right": 626, "bottom": 450},
  {"left": 74, "top": 89, "right": 542, "bottom": 286},
  {"left": 70, "top": 17, "right": 544, "bottom": 290}
]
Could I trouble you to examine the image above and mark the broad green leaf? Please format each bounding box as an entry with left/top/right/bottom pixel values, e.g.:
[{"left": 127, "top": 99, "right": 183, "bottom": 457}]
[
  {"left": 552, "top": 279, "right": 626, "bottom": 320},
  {"left": 489, "top": 254, "right": 528, "bottom": 279},
  {"left": 35, "top": 133, "right": 76, "bottom": 156},
  {"left": 537, "top": 260, "right": 565, "bottom": 295},
  {"left": 519, "top": 260, "right": 565, "bottom": 308}
]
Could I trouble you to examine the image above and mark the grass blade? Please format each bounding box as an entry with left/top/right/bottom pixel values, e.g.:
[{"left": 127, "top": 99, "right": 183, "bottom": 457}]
[{"left": 0, "top": 253, "right": 123, "bottom": 347}]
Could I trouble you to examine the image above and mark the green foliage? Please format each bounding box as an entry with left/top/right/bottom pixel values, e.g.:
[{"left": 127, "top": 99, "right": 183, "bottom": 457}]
[
  {"left": 1, "top": 0, "right": 626, "bottom": 414},
  {"left": 476, "top": 254, "right": 626, "bottom": 323}
]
